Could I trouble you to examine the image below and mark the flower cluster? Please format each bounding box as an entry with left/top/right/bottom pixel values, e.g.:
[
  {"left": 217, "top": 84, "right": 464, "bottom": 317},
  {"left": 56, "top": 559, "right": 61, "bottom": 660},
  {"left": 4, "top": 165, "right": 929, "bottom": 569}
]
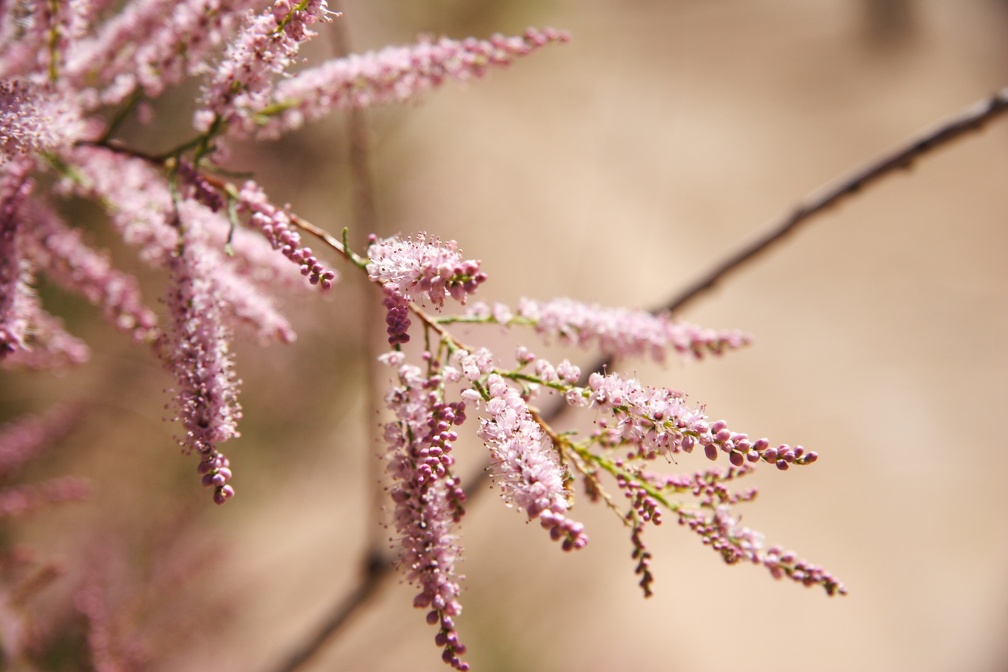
[
  {"left": 367, "top": 233, "right": 486, "bottom": 307},
  {"left": 579, "top": 370, "right": 818, "bottom": 468},
  {"left": 0, "top": 80, "right": 86, "bottom": 160},
  {"left": 195, "top": 0, "right": 333, "bottom": 135},
  {"left": 381, "top": 351, "right": 469, "bottom": 669},
  {"left": 259, "top": 27, "right": 570, "bottom": 137},
  {"left": 458, "top": 297, "right": 751, "bottom": 365},
  {"left": 475, "top": 373, "right": 587, "bottom": 551},
  {"left": 158, "top": 221, "right": 240, "bottom": 505},
  {"left": 238, "top": 180, "right": 337, "bottom": 290}
]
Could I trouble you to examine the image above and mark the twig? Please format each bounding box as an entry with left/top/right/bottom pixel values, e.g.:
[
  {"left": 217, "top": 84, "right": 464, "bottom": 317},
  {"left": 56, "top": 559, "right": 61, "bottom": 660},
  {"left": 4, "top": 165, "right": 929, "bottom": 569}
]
[
  {"left": 661, "top": 85, "right": 1008, "bottom": 315},
  {"left": 265, "top": 86, "right": 1008, "bottom": 672},
  {"left": 325, "top": 0, "right": 389, "bottom": 588}
]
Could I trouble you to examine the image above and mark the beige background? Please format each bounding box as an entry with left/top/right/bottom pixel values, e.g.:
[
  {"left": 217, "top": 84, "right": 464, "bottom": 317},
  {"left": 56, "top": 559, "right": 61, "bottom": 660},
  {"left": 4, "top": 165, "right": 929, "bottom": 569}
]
[{"left": 4, "top": 1, "right": 1007, "bottom": 671}]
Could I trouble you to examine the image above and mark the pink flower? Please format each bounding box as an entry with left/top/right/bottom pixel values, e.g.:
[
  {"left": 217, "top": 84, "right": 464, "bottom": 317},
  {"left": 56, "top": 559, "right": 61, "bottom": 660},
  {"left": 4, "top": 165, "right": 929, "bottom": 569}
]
[
  {"left": 511, "top": 297, "right": 752, "bottom": 361},
  {"left": 23, "top": 199, "right": 158, "bottom": 342},
  {"left": 381, "top": 354, "right": 469, "bottom": 669},
  {"left": 0, "top": 158, "right": 35, "bottom": 357},
  {"left": 195, "top": 0, "right": 332, "bottom": 135},
  {"left": 259, "top": 27, "right": 569, "bottom": 137},
  {"left": 366, "top": 233, "right": 485, "bottom": 307},
  {"left": 1, "top": 81, "right": 86, "bottom": 161},
  {"left": 158, "top": 217, "right": 240, "bottom": 504},
  {"left": 477, "top": 374, "right": 587, "bottom": 551},
  {"left": 582, "top": 371, "right": 817, "bottom": 468},
  {"left": 237, "top": 180, "right": 337, "bottom": 290}
]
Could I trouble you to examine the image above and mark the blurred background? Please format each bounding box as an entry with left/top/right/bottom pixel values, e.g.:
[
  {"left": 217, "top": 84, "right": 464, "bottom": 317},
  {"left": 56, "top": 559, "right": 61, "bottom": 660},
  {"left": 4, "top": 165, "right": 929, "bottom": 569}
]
[{"left": 3, "top": 0, "right": 1007, "bottom": 670}]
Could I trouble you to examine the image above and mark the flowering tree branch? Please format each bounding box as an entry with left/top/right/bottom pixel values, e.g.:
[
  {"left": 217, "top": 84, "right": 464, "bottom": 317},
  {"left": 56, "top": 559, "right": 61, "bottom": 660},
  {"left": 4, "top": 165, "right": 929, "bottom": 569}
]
[
  {"left": 264, "top": 83, "right": 1008, "bottom": 672},
  {"left": 6, "top": 2, "right": 1001, "bottom": 670}
]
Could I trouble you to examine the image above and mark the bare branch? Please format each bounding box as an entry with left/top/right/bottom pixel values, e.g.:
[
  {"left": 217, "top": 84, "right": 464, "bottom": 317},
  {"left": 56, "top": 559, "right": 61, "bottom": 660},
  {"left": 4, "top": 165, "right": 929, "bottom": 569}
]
[{"left": 661, "top": 85, "right": 1008, "bottom": 315}]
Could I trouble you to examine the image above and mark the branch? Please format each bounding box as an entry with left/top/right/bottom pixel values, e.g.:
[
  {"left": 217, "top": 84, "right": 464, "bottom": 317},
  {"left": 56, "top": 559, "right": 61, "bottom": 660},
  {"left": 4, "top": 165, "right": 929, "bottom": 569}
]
[
  {"left": 264, "top": 85, "right": 1008, "bottom": 672},
  {"left": 661, "top": 84, "right": 1008, "bottom": 315}
]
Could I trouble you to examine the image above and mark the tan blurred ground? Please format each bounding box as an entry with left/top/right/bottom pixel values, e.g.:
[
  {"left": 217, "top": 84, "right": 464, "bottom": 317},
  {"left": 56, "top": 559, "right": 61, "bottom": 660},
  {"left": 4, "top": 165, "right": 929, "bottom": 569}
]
[{"left": 5, "top": 1, "right": 1007, "bottom": 671}]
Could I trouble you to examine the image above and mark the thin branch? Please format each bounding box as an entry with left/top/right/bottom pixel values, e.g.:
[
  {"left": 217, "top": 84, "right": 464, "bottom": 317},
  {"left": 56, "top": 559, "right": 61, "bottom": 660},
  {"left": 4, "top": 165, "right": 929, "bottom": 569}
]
[
  {"left": 325, "top": 0, "right": 389, "bottom": 579},
  {"left": 661, "top": 84, "right": 1008, "bottom": 315},
  {"left": 265, "top": 86, "right": 1008, "bottom": 672},
  {"left": 267, "top": 551, "right": 395, "bottom": 672}
]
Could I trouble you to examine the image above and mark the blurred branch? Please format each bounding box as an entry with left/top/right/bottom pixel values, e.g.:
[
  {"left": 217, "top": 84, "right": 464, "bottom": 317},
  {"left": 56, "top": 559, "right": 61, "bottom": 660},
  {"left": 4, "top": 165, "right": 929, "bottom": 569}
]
[
  {"left": 324, "top": 0, "right": 388, "bottom": 561},
  {"left": 661, "top": 84, "right": 1008, "bottom": 315},
  {"left": 266, "top": 85, "right": 1008, "bottom": 672}
]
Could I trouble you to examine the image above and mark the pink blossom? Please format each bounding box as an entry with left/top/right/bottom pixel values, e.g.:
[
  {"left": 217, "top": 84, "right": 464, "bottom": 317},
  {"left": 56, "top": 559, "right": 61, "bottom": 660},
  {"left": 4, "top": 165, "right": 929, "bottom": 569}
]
[
  {"left": 64, "top": 146, "right": 179, "bottom": 265},
  {"left": 24, "top": 199, "right": 158, "bottom": 342},
  {"left": 176, "top": 199, "right": 298, "bottom": 343},
  {"left": 0, "top": 3, "right": 52, "bottom": 78},
  {"left": 158, "top": 217, "right": 240, "bottom": 504},
  {"left": 65, "top": 0, "right": 261, "bottom": 107},
  {"left": 477, "top": 374, "right": 587, "bottom": 551},
  {"left": 381, "top": 355, "right": 469, "bottom": 669},
  {"left": 1, "top": 80, "right": 86, "bottom": 161},
  {"left": 512, "top": 297, "right": 752, "bottom": 362},
  {"left": 366, "top": 233, "right": 485, "bottom": 307},
  {"left": 583, "top": 371, "right": 817, "bottom": 468},
  {"left": 259, "top": 27, "right": 569, "bottom": 137},
  {"left": 237, "top": 180, "right": 337, "bottom": 290},
  {"left": 195, "top": 0, "right": 332, "bottom": 135},
  {"left": 0, "top": 158, "right": 34, "bottom": 357}
]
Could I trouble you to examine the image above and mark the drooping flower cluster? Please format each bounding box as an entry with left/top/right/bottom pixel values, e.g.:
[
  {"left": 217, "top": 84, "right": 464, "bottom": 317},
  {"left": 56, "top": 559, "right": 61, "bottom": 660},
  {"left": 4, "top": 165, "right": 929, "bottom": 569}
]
[
  {"left": 473, "top": 370, "right": 588, "bottom": 551},
  {"left": 23, "top": 199, "right": 158, "bottom": 342},
  {"left": 158, "top": 221, "right": 240, "bottom": 505},
  {"left": 380, "top": 351, "right": 469, "bottom": 670}
]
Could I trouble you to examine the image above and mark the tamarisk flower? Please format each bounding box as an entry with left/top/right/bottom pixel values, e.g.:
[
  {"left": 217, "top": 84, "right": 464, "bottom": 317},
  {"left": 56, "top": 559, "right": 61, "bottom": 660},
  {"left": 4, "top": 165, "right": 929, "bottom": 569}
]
[
  {"left": 678, "top": 506, "right": 846, "bottom": 596},
  {"left": 65, "top": 152, "right": 303, "bottom": 342},
  {"left": 159, "top": 219, "right": 239, "bottom": 505},
  {"left": 381, "top": 352, "right": 469, "bottom": 670},
  {"left": 582, "top": 371, "right": 818, "bottom": 468},
  {"left": 195, "top": 0, "right": 333, "bottom": 135},
  {"left": 368, "top": 233, "right": 485, "bottom": 347},
  {"left": 259, "top": 27, "right": 569, "bottom": 138},
  {"left": 0, "top": 158, "right": 37, "bottom": 358},
  {"left": 64, "top": 0, "right": 261, "bottom": 107},
  {"left": 367, "top": 233, "right": 485, "bottom": 307},
  {"left": 0, "top": 81, "right": 85, "bottom": 161},
  {"left": 469, "top": 297, "right": 752, "bottom": 362},
  {"left": 64, "top": 146, "right": 179, "bottom": 266},
  {"left": 477, "top": 373, "right": 588, "bottom": 551},
  {"left": 238, "top": 180, "right": 337, "bottom": 290},
  {"left": 23, "top": 199, "right": 158, "bottom": 342}
]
